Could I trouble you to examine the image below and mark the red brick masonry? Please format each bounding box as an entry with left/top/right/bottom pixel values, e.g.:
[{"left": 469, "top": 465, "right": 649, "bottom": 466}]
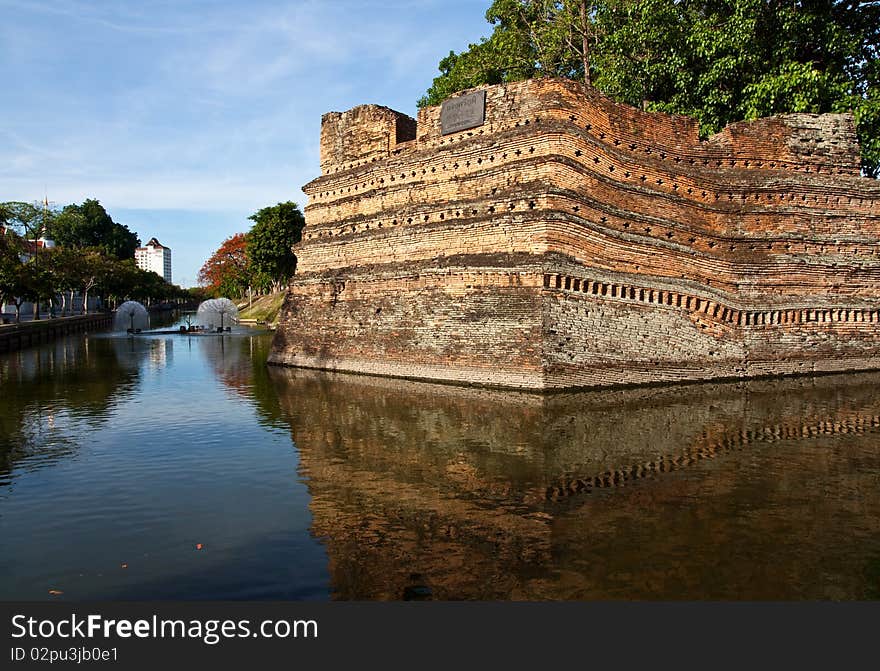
[{"left": 269, "top": 78, "right": 880, "bottom": 390}]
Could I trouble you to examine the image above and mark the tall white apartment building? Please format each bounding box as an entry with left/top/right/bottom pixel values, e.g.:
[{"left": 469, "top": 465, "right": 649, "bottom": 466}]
[{"left": 135, "top": 237, "right": 172, "bottom": 283}]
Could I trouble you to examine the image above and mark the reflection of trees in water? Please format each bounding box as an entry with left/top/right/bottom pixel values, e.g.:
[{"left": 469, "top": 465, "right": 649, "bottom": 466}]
[
  {"left": 267, "top": 368, "right": 880, "bottom": 600},
  {"left": 203, "top": 334, "right": 286, "bottom": 429},
  {"left": 106, "top": 335, "right": 177, "bottom": 380},
  {"left": 150, "top": 309, "right": 184, "bottom": 330},
  {"left": 0, "top": 327, "right": 279, "bottom": 493},
  {"left": 200, "top": 335, "right": 245, "bottom": 388},
  {"left": 0, "top": 336, "right": 147, "bottom": 481}
]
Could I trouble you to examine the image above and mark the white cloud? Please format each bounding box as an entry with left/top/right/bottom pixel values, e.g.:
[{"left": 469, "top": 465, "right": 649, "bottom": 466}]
[{"left": 1, "top": 0, "right": 492, "bottom": 280}]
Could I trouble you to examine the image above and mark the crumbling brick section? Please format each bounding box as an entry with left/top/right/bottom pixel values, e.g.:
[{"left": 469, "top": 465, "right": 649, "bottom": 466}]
[{"left": 269, "top": 78, "right": 880, "bottom": 390}]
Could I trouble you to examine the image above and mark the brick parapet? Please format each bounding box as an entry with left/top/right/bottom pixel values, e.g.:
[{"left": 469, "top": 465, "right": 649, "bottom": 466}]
[{"left": 311, "top": 79, "right": 864, "bottom": 180}]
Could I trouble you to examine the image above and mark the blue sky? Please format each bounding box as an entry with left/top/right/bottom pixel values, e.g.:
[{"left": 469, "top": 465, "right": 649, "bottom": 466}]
[{"left": 1, "top": 0, "right": 491, "bottom": 287}]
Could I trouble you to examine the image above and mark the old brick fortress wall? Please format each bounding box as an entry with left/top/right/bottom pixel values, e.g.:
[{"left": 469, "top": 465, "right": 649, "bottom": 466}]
[{"left": 269, "top": 78, "right": 880, "bottom": 390}]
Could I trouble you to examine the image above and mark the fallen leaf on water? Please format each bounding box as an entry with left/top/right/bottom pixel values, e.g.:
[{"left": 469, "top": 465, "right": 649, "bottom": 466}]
[
  {"left": 195, "top": 543, "right": 203, "bottom": 550},
  {"left": 48, "top": 589, "right": 63, "bottom": 596}
]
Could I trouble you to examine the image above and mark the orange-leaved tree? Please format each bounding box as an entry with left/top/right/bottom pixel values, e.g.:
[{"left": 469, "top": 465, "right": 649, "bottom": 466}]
[{"left": 197, "top": 233, "right": 251, "bottom": 298}]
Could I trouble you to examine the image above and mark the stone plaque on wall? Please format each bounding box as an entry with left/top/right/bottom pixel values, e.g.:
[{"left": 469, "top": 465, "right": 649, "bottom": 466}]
[{"left": 441, "top": 90, "right": 486, "bottom": 135}]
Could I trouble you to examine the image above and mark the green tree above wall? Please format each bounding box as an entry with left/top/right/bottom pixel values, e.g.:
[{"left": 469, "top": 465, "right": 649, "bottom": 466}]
[
  {"left": 246, "top": 201, "right": 305, "bottom": 293},
  {"left": 419, "top": 0, "right": 879, "bottom": 176}
]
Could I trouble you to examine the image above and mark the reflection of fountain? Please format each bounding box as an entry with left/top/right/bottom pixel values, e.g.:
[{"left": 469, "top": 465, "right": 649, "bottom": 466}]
[
  {"left": 110, "top": 335, "right": 153, "bottom": 372},
  {"left": 196, "top": 298, "right": 239, "bottom": 333},
  {"left": 113, "top": 301, "right": 150, "bottom": 333}
]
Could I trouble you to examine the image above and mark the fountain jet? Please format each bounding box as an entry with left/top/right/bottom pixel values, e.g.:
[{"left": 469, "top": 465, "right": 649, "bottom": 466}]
[
  {"left": 113, "top": 301, "right": 150, "bottom": 333},
  {"left": 196, "top": 298, "right": 239, "bottom": 333}
]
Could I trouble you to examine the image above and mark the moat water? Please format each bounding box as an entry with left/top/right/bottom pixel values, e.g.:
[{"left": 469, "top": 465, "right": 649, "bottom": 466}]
[{"left": 1, "top": 312, "right": 879, "bottom": 600}]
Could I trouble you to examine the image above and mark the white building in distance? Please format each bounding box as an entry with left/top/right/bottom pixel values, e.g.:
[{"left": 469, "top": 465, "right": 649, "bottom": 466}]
[{"left": 135, "top": 237, "right": 172, "bottom": 283}]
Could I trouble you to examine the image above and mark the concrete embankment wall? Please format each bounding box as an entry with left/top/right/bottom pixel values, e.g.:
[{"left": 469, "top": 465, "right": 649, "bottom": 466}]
[{"left": 0, "top": 314, "right": 113, "bottom": 354}]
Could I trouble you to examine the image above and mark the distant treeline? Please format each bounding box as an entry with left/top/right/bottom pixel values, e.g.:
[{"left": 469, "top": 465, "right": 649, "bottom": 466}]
[{"left": 1, "top": 199, "right": 194, "bottom": 322}]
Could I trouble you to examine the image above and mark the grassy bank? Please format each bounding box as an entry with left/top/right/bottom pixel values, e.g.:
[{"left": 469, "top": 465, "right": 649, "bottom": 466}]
[{"left": 238, "top": 291, "right": 285, "bottom": 327}]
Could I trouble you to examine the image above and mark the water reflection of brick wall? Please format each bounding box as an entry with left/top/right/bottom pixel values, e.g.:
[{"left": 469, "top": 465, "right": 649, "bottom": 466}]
[
  {"left": 270, "top": 78, "right": 880, "bottom": 390},
  {"left": 269, "top": 368, "right": 880, "bottom": 599}
]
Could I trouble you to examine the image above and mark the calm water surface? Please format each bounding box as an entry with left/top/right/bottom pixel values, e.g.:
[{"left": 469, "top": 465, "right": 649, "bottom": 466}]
[{"left": 1, "top": 314, "right": 879, "bottom": 600}]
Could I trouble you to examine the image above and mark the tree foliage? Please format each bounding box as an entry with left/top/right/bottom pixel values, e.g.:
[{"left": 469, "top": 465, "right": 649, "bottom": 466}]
[
  {"left": 1, "top": 198, "right": 190, "bottom": 319},
  {"left": 0, "top": 263, "right": 33, "bottom": 322},
  {"left": 41, "top": 247, "right": 81, "bottom": 315},
  {"left": 0, "top": 201, "right": 52, "bottom": 249},
  {"left": 47, "top": 198, "right": 140, "bottom": 259},
  {"left": 419, "top": 0, "right": 880, "bottom": 176},
  {"left": 0, "top": 231, "right": 23, "bottom": 315},
  {"left": 197, "top": 233, "right": 251, "bottom": 298},
  {"left": 0, "top": 225, "right": 23, "bottom": 257},
  {"left": 197, "top": 201, "right": 306, "bottom": 299},
  {"left": 246, "top": 201, "right": 305, "bottom": 292}
]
